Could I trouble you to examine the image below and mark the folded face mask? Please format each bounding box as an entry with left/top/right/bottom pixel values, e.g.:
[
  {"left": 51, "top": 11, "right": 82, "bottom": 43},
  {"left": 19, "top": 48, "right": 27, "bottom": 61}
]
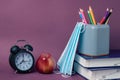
[{"left": 57, "top": 22, "right": 85, "bottom": 76}]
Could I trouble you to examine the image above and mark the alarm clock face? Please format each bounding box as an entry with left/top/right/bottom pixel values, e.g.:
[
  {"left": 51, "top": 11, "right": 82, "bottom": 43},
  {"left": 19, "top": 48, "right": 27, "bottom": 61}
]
[{"left": 15, "top": 51, "right": 34, "bottom": 72}]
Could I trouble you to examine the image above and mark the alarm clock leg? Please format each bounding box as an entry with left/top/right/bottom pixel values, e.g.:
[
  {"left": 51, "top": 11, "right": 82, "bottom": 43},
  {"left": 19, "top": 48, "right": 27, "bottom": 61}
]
[{"left": 14, "top": 70, "right": 18, "bottom": 74}]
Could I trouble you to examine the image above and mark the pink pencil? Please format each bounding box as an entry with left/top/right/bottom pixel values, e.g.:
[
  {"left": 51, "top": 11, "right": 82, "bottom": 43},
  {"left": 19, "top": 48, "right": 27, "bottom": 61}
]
[
  {"left": 79, "top": 8, "right": 88, "bottom": 24},
  {"left": 78, "top": 11, "right": 84, "bottom": 23}
]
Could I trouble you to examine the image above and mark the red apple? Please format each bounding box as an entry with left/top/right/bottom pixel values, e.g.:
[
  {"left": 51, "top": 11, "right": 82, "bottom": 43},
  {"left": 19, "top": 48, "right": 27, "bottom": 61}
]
[{"left": 36, "top": 52, "right": 56, "bottom": 74}]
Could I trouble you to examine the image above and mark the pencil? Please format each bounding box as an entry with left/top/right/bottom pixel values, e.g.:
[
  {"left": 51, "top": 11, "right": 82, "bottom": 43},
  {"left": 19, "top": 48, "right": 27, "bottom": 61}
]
[
  {"left": 80, "top": 8, "right": 88, "bottom": 24},
  {"left": 105, "top": 17, "right": 110, "bottom": 24},
  {"left": 89, "top": 6, "right": 96, "bottom": 25},
  {"left": 100, "top": 8, "right": 109, "bottom": 24},
  {"left": 79, "top": 11, "right": 82, "bottom": 19},
  {"left": 103, "top": 9, "right": 112, "bottom": 24},
  {"left": 87, "top": 10, "right": 94, "bottom": 24},
  {"left": 78, "top": 11, "right": 84, "bottom": 22}
]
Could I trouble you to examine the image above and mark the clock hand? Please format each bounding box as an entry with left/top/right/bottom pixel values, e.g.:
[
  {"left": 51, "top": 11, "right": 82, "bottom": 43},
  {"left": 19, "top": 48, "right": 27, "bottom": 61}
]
[
  {"left": 19, "top": 60, "right": 23, "bottom": 64},
  {"left": 17, "top": 60, "right": 24, "bottom": 66},
  {"left": 23, "top": 60, "right": 30, "bottom": 62},
  {"left": 23, "top": 53, "right": 25, "bottom": 61}
]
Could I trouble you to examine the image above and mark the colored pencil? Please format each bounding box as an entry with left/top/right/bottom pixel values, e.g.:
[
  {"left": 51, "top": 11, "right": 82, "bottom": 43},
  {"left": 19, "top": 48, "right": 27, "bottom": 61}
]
[
  {"left": 103, "top": 9, "right": 112, "bottom": 24},
  {"left": 78, "top": 11, "right": 84, "bottom": 22},
  {"left": 100, "top": 8, "right": 109, "bottom": 24},
  {"left": 79, "top": 8, "right": 88, "bottom": 24},
  {"left": 89, "top": 6, "right": 96, "bottom": 25},
  {"left": 87, "top": 10, "right": 94, "bottom": 24},
  {"left": 79, "top": 11, "right": 82, "bottom": 19},
  {"left": 105, "top": 17, "right": 110, "bottom": 24}
]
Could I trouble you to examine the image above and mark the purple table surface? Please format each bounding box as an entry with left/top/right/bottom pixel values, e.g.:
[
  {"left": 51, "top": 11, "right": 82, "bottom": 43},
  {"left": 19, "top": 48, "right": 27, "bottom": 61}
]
[{"left": 0, "top": 69, "right": 85, "bottom": 80}]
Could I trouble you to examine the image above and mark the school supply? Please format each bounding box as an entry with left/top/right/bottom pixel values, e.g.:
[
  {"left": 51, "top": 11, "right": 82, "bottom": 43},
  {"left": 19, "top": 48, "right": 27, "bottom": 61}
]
[
  {"left": 87, "top": 10, "right": 94, "bottom": 24},
  {"left": 77, "top": 24, "right": 110, "bottom": 56},
  {"left": 57, "top": 6, "right": 113, "bottom": 79},
  {"left": 74, "top": 62, "right": 120, "bottom": 80},
  {"left": 103, "top": 9, "right": 112, "bottom": 24},
  {"left": 79, "top": 8, "right": 88, "bottom": 24},
  {"left": 89, "top": 6, "right": 96, "bottom": 25},
  {"left": 100, "top": 8, "right": 109, "bottom": 24},
  {"left": 75, "top": 50, "right": 120, "bottom": 68},
  {"left": 78, "top": 6, "right": 112, "bottom": 24}
]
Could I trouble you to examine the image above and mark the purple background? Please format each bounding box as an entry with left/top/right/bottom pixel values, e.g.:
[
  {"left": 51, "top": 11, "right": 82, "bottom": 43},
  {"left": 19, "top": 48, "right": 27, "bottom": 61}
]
[{"left": 0, "top": 0, "right": 120, "bottom": 80}]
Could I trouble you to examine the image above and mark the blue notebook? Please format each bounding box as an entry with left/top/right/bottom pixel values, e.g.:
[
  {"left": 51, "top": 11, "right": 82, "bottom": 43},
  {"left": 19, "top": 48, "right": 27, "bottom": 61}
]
[{"left": 75, "top": 50, "right": 120, "bottom": 68}]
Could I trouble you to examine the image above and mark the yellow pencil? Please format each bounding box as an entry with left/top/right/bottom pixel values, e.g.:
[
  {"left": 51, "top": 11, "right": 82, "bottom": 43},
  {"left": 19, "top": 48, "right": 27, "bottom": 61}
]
[{"left": 89, "top": 6, "right": 96, "bottom": 25}]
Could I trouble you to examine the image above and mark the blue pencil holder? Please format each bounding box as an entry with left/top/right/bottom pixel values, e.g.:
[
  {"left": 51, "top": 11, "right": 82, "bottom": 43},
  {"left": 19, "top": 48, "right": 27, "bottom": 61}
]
[{"left": 77, "top": 23, "right": 110, "bottom": 56}]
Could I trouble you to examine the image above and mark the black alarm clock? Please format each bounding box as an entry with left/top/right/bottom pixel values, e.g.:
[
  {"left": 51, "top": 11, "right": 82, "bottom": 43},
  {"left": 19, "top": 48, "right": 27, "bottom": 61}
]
[{"left": 9, "top": 40, "right": 35, "bottom": 73}]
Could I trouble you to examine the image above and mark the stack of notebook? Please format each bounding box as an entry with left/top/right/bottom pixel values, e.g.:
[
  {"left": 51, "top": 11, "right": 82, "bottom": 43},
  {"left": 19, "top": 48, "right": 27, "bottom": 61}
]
[{"left": 73, "top": 50, "right": 120, "bottom": 80}]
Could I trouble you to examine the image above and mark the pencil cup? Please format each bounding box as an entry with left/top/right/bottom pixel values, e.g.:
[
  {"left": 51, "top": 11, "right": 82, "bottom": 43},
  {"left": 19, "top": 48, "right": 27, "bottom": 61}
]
[{"left": 77, "top": 23, "right": 110, "bottom": 56}]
